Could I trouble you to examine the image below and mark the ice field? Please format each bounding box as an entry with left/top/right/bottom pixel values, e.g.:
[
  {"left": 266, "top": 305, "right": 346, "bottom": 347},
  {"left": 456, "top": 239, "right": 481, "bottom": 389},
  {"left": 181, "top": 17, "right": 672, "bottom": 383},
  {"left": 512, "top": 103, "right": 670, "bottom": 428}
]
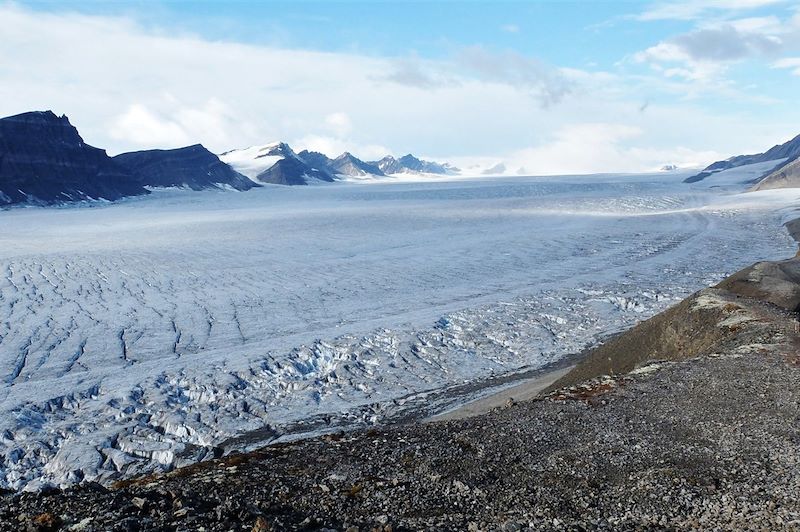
[{"left": 1, "top": 169, "right": 799, "bottom": 490}]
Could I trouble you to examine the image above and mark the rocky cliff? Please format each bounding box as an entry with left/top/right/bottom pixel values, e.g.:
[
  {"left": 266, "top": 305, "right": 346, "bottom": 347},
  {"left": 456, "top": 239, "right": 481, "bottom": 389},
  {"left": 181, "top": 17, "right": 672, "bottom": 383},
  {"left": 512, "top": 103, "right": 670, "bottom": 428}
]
[{"left": 0, "top": 111, "right": 148, "bottom": 205}]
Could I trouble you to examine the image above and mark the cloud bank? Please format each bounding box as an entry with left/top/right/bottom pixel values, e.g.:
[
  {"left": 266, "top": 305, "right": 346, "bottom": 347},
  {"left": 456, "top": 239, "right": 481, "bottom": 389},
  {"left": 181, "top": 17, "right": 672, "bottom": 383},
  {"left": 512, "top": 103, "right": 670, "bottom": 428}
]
[{"left": 0, "top": 2, "right": 797, "bottom": 175}]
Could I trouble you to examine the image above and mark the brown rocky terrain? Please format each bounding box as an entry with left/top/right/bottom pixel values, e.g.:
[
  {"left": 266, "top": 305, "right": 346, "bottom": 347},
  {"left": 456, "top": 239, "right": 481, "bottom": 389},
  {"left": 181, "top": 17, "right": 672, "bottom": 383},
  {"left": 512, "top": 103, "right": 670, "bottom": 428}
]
[{"left": 2, "top": 235, "right": 800, "bottom": 531}]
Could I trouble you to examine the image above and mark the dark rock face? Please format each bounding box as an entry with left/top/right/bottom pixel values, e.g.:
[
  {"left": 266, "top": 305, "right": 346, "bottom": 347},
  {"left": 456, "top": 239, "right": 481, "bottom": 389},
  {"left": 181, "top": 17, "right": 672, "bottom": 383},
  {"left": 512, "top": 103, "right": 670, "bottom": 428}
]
[
  {"left": 114, "top": 145, "right": 257, "bottom": 191},
  {"left": 0, "top": 111, "right": 148, "bottom": 205},
  {"left": 685, "top": 133, "right": 800, "bottom": 183},
  {"left": 257, "top": 156, "right": 335, "bottom": 185},
  {"left": 371, "top": 154, "right": 459, "bottom": 175},
  {"left": 372, "top": 155, "right": 406, "bottom": 174},
  {"left": 296, "top": 150, "right": 333, "bottom": 171}
]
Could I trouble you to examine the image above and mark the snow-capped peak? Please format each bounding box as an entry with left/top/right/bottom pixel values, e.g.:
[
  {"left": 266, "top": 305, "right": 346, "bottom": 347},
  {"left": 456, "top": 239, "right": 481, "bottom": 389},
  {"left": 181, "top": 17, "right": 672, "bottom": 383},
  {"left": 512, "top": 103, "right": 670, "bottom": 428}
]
[{"left": 219, "top": 142, "right": 296, "bottom": 181}]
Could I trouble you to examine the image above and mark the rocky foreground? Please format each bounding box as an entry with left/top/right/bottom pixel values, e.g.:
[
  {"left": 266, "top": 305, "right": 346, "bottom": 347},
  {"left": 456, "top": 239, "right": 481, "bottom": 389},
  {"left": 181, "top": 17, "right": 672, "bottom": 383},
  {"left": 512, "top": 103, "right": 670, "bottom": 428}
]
[{"left": 2, "top": 250, "right": 800, "bottom": 531}]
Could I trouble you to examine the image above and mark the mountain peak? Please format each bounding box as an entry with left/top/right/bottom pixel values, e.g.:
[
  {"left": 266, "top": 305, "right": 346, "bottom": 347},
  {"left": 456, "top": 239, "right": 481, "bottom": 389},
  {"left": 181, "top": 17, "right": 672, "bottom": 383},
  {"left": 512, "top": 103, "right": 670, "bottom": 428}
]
[
  {"left": 7, "top": 110, "right": 62, "bottom": 122},
  {"left": 221, "top": 142, "right": 335, "bottom": 185}
]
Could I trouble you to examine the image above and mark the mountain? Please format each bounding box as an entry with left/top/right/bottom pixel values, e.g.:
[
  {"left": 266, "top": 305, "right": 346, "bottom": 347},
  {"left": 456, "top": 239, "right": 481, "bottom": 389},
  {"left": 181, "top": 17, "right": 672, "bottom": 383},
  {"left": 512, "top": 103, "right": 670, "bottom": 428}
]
[
  {"left": 295, "top": 150, "right": 385, "bottom": 178},
  {"left": 296, "top": 150, "right": 334, "bottom": 172},
  {"left": 751, "top": 157, "right": 800, "bottom": 191},
  {"left": 685, "top": 133, "right": 800, "bottom": 184},
  {"left": 0, "top": 111, "right": 148, "bottom": 205},
  {"left": 220, "top": 143, "right": 335, "bottom": 185},
  {"left": 114, "top": 144, "right": 257, "bottom": 191},
  {"left": 370, "top": 154, "right": 459, "bottom": 175},
  {"left": 329, "top": 152, "right": 385, "bottom": 177}
]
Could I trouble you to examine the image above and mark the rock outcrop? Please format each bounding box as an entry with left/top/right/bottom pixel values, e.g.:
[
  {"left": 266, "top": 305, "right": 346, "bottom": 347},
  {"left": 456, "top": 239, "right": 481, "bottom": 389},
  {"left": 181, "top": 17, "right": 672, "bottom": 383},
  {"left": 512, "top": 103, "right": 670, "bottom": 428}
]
[{"left": 0, "top": 111, "right": 148, "bottom": 205}]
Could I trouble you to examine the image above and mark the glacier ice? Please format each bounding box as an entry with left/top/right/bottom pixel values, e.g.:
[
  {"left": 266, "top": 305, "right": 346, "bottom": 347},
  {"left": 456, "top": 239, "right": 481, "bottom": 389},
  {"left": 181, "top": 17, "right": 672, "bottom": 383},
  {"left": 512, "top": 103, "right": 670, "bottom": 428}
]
[{"left": 0, "top": 172, "right": 798, "bottom": 490}]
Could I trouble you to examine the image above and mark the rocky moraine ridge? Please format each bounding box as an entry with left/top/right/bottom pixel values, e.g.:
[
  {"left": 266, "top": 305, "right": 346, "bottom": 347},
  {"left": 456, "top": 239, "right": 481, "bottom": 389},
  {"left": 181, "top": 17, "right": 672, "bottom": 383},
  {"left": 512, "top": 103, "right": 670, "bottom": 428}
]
[{"left": 3, "top": 223, "right": 800, "bottom": 530}]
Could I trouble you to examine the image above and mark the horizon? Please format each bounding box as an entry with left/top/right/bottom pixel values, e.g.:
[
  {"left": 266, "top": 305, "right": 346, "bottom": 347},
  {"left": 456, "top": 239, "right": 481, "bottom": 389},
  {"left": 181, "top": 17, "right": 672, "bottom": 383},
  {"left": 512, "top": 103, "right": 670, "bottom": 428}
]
[{"left": 2, "top": 0, "right": 800, "bottom": 174}]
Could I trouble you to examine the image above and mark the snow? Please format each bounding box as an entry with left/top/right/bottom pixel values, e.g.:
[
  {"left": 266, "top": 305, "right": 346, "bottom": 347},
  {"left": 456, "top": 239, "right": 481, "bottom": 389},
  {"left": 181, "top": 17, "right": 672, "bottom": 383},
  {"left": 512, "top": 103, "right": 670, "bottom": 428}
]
[
  {"left": 218, "top": 143, "right": 284, "bottom": 181},
  {"left": 688, "top": 159, "right": 789, "bottom": 189},
  {"left": 0, "top": 172, "right": 798, "bottom": 490}
]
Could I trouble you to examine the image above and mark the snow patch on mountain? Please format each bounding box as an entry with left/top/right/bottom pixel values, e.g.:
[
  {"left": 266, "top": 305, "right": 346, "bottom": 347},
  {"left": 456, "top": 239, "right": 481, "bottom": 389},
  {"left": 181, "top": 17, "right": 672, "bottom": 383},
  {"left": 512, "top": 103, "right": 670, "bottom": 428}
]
[{"left": 218, "top": 143, "right": 288, "bottom": 182}]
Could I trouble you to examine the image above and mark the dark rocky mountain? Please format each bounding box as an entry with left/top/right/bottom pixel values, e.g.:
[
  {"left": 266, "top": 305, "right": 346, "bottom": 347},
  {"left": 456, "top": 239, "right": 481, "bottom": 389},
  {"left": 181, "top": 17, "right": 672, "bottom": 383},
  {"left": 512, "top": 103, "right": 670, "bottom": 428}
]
[
  {"left": 296, "top": 150, "right": 334, "bottom": 172},
  {"left": 330, "top": 152, "right": 384, "bottom": 177},
  {"left": 222, "top": 143, "right": 336, "bottom": 186},
  {"left": 685, "top": 133, "right": 800, "bottom": 183},
  {"left": 296, "top": 150, "right": 385, "bottom": 177},
  {"left": 0, "top": 111, "right": 148, "bottom": 205},
  {"left": 114, "top": 145, "right": 256, "bottom": 191},
  {"left": 258, "top": 155, "right": 336, "bottom": 185},
  {"left": 371, "top": 154, "right": 459, "bottom": 175}
]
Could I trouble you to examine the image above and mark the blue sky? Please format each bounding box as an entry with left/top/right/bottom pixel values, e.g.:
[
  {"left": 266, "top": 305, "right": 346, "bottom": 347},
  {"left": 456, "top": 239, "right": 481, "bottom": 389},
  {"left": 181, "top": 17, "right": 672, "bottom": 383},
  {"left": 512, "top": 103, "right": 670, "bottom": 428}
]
[{"left": 2, "top": 0, "right": 800, "bottom": 174}]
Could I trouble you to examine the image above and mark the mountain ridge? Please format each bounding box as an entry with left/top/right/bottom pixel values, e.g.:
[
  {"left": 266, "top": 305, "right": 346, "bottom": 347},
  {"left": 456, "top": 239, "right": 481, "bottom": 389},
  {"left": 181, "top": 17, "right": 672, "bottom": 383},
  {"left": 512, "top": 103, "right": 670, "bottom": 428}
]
[
  {"left": 685, "top": 133, "right": 800, "bottom": 185},
  {"left": 370, "top": 153, "right": 459, "bottom": 175},
  {"left": 114, "top": 144, "right": 257, "bottom": 191}
]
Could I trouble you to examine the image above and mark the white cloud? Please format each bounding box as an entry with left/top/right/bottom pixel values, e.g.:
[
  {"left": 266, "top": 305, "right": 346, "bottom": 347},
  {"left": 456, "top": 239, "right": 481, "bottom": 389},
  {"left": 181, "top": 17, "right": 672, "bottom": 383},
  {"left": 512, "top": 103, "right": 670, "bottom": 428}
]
[
  {"left": 637, "top": 0, "right": 787, "bottom": 21},
  {"left": 447, "top": 122, "right": 727, "bottom": 176},
  {"left": 110, "top": 104, "right": 189, "bottom": 146},
  {"left": 455, "top": 46, "right": 572, "bottom": 107},
  {"left": 292, "top": 134, "right": 389, "bottom": 160},
  {"left": 631, "top": 9, "right": 799, "bottom": 93},
  {"left": 772, "top": 56, "right": 800, "bottom": 73},
  {"left": 508, "top": 123, "right": 644, "bottom": 175},
  {"left": 324, "top": 112, "right": 353, "bottom": 137},
  {"left": 380, "top": 47, "right": 571, "bottom": 107},
  {"left": 0, "top": 2, "right": 797, "bottom": 174}
]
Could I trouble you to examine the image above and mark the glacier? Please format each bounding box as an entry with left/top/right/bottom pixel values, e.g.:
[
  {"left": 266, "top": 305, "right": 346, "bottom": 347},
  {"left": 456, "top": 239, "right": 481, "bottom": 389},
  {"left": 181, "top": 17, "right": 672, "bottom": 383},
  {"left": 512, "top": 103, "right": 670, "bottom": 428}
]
[{"left": 1, "top": 169, "right": 799, "bottom": 490}]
